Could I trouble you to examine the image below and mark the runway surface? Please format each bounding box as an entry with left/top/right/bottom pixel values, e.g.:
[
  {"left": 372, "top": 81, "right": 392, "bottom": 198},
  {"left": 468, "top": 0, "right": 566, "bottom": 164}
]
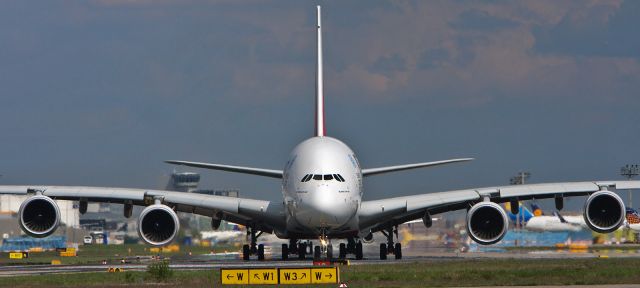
[{"left": 2, "top": 248, "right": 640, "bottom": 277}]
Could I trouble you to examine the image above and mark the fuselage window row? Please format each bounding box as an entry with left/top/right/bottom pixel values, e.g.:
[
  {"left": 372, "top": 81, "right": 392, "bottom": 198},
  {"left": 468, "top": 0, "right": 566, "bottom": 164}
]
[{"left": 300, "top": 174, "right": 345, "bottom": 182}]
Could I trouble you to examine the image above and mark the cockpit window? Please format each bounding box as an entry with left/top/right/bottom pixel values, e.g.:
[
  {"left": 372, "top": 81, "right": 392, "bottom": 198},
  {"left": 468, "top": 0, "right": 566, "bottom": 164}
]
[{"left": 302, "top": 174, "right": 345, "bottom": 182}]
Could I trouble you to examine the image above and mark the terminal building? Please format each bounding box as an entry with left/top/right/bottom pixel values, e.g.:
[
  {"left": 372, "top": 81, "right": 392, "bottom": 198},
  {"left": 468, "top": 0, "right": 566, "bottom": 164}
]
[
  {"left": 165, "top": 171, "right": 200, "bottom": 192},
  {"left": 166, "top": 171, "right": 239, "bottom": 197}
]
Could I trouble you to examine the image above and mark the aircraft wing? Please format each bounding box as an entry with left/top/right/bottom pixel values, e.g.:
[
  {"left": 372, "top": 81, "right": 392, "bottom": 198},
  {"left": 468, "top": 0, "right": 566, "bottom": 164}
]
[
  {"left": 359, "top": 180, "right": 640, "bottom": 233},
  {"left": 361, "top": 158, "right": 473, "bottom": 177},
  {"left": 0, "top": 186, "right": 285, "bottom": 233},
  {"left": 165, "top": 160, "right": 283, "bottom": 178}
]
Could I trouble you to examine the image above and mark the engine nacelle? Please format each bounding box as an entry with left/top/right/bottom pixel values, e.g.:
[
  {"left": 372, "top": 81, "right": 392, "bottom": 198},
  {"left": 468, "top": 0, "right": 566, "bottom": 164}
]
[
  {"left": 583, "top": 190, "right": 625, "bottom": 233},
  {"left": 18, "top": 195, "right": 60, "bottom": 238},
  {"left": 422, "top": 211, "right": 433, "bottom": 228},
  {"left": 137, "top": 204, "right": 180, "bottom": 246},
  {"left": 466, "top": 201, "right": 508, "bottom": 245}
]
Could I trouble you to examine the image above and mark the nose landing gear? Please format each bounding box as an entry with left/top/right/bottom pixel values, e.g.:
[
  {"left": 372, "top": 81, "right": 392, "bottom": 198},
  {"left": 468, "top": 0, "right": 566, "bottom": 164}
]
[{"left": 313, "top": 229, "right": 333, "bottom": 260}]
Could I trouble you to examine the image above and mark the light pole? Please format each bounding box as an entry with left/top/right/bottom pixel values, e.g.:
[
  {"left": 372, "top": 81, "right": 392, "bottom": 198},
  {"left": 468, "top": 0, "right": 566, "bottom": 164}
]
[{"left": 621, "top": 164, "right": 639, "bottom": 208}]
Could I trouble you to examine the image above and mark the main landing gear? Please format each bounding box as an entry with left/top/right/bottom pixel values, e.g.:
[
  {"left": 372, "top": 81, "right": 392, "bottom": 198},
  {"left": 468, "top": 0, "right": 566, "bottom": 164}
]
[
  {"left": 282, "top": 229, "right": 337, "bottom": 261},
  {"left": 380, "top": 225, "right": 402, "bottom": 260},
  {"left": 242, "top": 228, "right": 265, "bottom": 261},
  {"left": 337, "top": 237, "right": 363, "bottom": 260},
  {"left": 284, "top": 237, "right": 364, "bottom": 261},
  {"left": 281, "top": 239, "right": 317, "bottom": 260}
]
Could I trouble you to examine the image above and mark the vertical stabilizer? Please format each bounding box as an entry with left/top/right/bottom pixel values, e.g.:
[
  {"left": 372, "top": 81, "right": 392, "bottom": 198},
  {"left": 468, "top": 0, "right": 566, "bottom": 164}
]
[{"left": 315, "top": 5, "right": 325, "bottom": 137}]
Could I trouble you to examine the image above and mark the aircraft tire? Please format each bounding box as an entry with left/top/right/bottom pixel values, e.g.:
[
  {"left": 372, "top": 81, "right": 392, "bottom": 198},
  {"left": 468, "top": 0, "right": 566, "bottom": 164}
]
[
  {"left": 355, "top": 242, "right": 363, "bottom": 260},
  {"left": 394, "top": 243, "right": 402, "bottom": 260},
  {"left": 242, "top": 244, "right": 250, "bottom": 261},
  {"left": 380, "top": 243, "right": 387, "bottom": 260},
  {"left": 339, "top": 243, "right": 346, "bottom": 259},
  {"left": 281, "top": 244, "right": 288, "bottom": 261},
  {"left": 298, "top": 243, "right": 306, "bottom": 260},
  {"left": 258, "top": 244, "right": 265, "bottom": 261}
]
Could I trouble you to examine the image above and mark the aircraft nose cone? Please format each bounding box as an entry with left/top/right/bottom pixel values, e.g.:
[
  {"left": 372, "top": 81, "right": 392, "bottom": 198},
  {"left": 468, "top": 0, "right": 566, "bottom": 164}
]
[
  {"left": 312, "top": 185, "right": 335, "bottom": 213},
  {"left": 295, "top": 185, "right": 354, "bottom": 229}
]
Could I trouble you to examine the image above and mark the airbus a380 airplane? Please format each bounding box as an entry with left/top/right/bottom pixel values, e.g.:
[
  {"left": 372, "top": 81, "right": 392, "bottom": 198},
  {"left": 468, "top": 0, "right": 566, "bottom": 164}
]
[{"left": 0, "top": 6, "right": 639, "bottom": 261}]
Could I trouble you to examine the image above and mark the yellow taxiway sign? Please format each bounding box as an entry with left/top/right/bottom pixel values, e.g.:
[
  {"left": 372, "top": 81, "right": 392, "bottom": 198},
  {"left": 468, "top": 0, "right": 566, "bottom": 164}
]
[
  {"left": 310, "top": 267, "right": 340, "bottom": 284},
  {"left": 279, "top": 268, "right": 311, "bottom": 284},
  {"left": 249, "top": 268, "right": 278, "bottom": 284},
  {"left": 9, "top": 252, "right": 28, "bottom": 259},
  {"left": 221, "top": 267, "right": 339, "bottom": 285},
  {"left": 221, "top": 269, "right": 249, "bottom": 285}
]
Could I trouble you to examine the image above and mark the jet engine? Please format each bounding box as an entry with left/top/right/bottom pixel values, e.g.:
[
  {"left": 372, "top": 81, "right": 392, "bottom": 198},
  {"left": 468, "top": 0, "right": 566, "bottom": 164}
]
[
  {"left": 466, "top": 201, "right": 508, "bottom": 245},
  {"left": 18, "top": 195, "right": 61, "bottom": 238},
  {"left": 583, "top": 190, "right": 625, "bottom": 233},
  {"left": 137, "top": 204, "right": 180, "bottom": 246}
]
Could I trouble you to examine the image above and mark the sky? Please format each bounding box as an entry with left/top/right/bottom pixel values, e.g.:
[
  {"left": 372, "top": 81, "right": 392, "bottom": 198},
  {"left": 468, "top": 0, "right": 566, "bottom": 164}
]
[{"left": 0, "top": 0, "right": 638, "bottom": 211}]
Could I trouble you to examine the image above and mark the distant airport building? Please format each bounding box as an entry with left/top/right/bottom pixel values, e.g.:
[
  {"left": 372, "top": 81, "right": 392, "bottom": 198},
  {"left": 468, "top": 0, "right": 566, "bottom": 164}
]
[
  {"left": 0, "top": 235, "right": 67, "bottom": 252},
  {"left": 166, "top": 171, "right": 200, "bottom": 192},
  {"left": 80, "top": 219, "right": 106, "bottom": 231},
  {"left": 166, "top": 171, "right": 239, "bottom": 197}
]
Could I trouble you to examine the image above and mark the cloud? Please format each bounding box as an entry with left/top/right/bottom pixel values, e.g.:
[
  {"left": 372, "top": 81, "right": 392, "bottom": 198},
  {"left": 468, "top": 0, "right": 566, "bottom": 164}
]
[
  {"left": 6, "top": 0, "right": 638, "bottom": 108},
  {"left": 329, "top": 65, "right": 392, "bottom": 99},
  {"left": 449, "top": 9, "right": 519, "bottom": 31},
  {"left": 534, "top": 0, "right": 638, "bottom": 58},
  {"left": 306, "top": 0, "right": 640, "bottom": 108},
  {"left": 370, "top": 54, "right": 407, "bottom": 76}
]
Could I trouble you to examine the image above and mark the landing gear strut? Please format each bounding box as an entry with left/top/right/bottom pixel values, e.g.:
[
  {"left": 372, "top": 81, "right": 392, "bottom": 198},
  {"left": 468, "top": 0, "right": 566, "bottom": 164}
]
[
  {"left": 336, "top": 237, "right": 363, "bottom": 260},
  {"left": 313, "top": 229, "right": 333, "bottom": 260},
  {"left": 281, "top": 239, "right": 313, "bottom": 260},
  {"left": 242, "top": 228, "right": 264, "bottom": 261},
  {"left": 281, "top": 238, "right": 297, "bottom": 260},
  {"left": 380, "top": 225, "right": 402, "bottom": 260}
]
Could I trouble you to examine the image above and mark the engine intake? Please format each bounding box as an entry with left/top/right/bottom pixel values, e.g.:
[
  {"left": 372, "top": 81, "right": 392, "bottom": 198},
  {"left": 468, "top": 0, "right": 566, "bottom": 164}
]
[
  {"left": 19, "top": 195, "right": 60, "bottom": 238},
  {"left": 583, "top": 190, "right": 625, "bottom": 233},
  {"left": 138, "top": 204, "right": 180, "bottom": 246},
  {"left": 466, "top": 201, "right": 508, "bottom": 245}
]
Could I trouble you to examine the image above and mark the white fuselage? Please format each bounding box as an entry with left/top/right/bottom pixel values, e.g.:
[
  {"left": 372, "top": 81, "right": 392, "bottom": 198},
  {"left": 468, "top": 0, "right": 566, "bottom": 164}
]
[
  {"left": 524, "top": 215, "right": 586, "bottom": 232},
  {"left": 281, "top": 137, "right": 362, "bottom": 238},
  {"left": 525, "top": 214, "right": 640, "bottom": 232}
]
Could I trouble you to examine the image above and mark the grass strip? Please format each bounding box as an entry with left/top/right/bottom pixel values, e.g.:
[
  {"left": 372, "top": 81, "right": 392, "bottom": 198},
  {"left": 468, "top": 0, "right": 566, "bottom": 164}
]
[{"left": 1, "top": 258, "right": 640, "bottom": 287}]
